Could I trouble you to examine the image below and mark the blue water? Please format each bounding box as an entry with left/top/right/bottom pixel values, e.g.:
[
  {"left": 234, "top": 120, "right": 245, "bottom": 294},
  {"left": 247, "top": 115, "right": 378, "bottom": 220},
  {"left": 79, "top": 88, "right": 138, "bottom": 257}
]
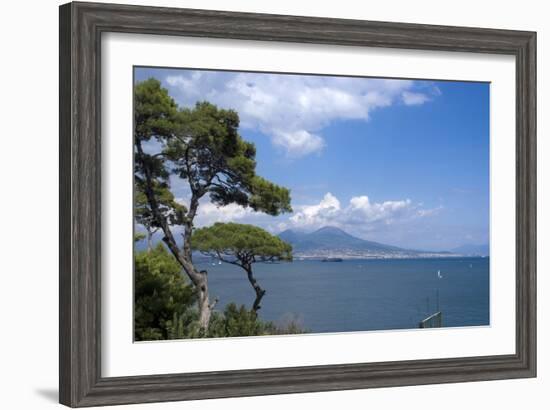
[{"left": 197, "top": 257, "right": 489, "bottom": 333}]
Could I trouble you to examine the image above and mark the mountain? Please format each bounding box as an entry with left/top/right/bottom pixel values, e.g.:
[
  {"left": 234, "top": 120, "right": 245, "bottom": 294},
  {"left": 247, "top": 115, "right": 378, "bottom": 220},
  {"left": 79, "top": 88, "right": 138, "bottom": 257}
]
[
  {"left": 278, "top": 226, "right": 452, "bottom": 259},
  {"left": 450, "top": 244, "right": 490, "bottom": 257},
  {"left": 279, "top": 226, "right": 402, "bottom": 253}
]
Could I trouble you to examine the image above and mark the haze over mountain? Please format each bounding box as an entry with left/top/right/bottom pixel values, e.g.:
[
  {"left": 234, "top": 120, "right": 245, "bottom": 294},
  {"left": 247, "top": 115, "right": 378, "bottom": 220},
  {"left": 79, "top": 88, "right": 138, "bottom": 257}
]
[
  {"left": 278, "top": 226, "right": 462, "bottom": 259},
  {"left": 136, "top": 225, "right": 488, "bottom": 259},
  {"left": 450, "top": 243, "right": 490, "bottom": 257}
]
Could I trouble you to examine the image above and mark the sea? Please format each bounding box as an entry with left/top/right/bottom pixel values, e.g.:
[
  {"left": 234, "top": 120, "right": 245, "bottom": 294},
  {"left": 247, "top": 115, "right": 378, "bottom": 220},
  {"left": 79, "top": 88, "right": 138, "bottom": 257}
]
[{"left": 196, "top": 257, "right": 490, "bottom": 333}]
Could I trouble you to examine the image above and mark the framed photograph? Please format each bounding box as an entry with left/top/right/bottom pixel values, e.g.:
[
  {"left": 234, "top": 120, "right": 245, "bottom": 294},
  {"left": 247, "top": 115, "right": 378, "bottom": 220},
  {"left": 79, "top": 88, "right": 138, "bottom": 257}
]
[{"left": 59, "top": 2, "right": 536, "bottom": 407}]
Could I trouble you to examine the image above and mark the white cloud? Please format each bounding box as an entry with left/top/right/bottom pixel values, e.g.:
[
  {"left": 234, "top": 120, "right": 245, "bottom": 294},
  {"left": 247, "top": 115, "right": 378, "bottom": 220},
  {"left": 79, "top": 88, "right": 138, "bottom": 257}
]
[
  {"left": 164, "top": 72, "right": 436, "bottom": 157},
  {"left": 401, "top": 91, "right": 431, "bottom": 105},
  {"left": 347, "top": 195, "right": 412, "bottom": 225},
  {"left": 178, "top": 195, "right": 276, "bottom": 229},
  {"left": 272, "top": 130, "right": 325, "bottom": 157},
  {"left": 156, "top": 190, "right": 446, "bottom": 249},
  {"left": 286, "top": 192, "right": 438, "bottom": 232},
  {"left": 289, "top": 192, "right": 341, "bottom": 226},
  {"left": 195, "top": 202, "right": 253, "bottom": 225},
  {"left": 415, "top": 206, "right": 443, "bottom": 218},
  {"left": 173, "top": 190, "right": 440, "bottom": 235}
]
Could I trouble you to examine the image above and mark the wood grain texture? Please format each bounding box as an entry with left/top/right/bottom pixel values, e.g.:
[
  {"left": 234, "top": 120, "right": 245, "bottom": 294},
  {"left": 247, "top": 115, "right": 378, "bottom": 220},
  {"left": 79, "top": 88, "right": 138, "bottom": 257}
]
[{"left": 59, "top": 1, "right": 537, "bottom": 407}]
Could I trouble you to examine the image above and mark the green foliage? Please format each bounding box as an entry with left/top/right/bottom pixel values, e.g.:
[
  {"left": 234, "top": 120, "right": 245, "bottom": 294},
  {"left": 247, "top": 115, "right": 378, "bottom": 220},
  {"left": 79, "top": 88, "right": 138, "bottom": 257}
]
[
  {"left": 134, "top": 232, "right": 146, "bottom": 243},
  {"left": 133, "top": 78, "right": 294, "bottom": 331},
  {"left": 249, "top": 176, "right": 292, "bottom": 216},
  {"left": 134, "top": 80, "right": 181, "bottom": 231},
  {"left": 134, "top": 79, "right": 292, "bottom": 235},
  {"left": 192, "top": 223, "right": 293, "bottom": 263},
  {"left": 134, "top": 244, "right": 196, "bottom": 341},
  {"left": 135, "top": 182, "right": 187, "bottom": 229},
  {"left": 190, "top": 303, "right": 306, "bottom": 339},
  {"left": 164, "top": 100, "right": 292, "bottom": 215},
  {"left": 164, "top": 304, "right": 307, "bottom": 340},
  {"left": 135, "top": 244, "right": 305, "bottom": 340},
  {"left": 208, "top": 303, "right": 269, "bottom": 337},
  {"left": 166, "top": 310, "right": 202, "bottom": 339},
  {"left": 192, "top": 223, "right": 293, "bottom": 312},
  {"left": 134, "top": 78, "right": 178, "bottom": 143}
]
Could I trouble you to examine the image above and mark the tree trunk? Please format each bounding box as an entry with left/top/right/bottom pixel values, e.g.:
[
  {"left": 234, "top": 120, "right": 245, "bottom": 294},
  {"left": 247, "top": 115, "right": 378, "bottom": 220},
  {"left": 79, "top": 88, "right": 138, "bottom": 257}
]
[
  {"left": 136, "top": 140, "right": 213, "bottom": 330},
  {"left": 179, "top": 195, "right": 216, "bottom": 330},
  {"left": 196, "top": 270, "right": 212, "bottom": 329},
  {"left": 169, "top": 243, "right": 213, "bottom": 330},
  {"left": 244, "top": 264, "right": 266, "bottom": 313},
  {"left": 182, "top": 196, "right": 199, "bottom": 260},
  {"left": 146, "top": 227, "right": 153, "bottom": 253}
]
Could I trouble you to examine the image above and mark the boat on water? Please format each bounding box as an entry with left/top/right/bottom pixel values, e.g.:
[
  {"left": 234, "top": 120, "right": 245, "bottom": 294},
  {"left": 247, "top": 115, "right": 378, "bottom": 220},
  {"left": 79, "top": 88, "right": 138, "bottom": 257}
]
[{"left": 321, "top": 257, "right": 343, "bottom": 262}]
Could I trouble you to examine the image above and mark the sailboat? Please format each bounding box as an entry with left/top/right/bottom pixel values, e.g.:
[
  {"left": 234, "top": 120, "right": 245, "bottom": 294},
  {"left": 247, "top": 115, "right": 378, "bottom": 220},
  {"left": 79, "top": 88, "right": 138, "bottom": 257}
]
[{"left": 437, "top": 270, "right": 443, "bottom": 279}]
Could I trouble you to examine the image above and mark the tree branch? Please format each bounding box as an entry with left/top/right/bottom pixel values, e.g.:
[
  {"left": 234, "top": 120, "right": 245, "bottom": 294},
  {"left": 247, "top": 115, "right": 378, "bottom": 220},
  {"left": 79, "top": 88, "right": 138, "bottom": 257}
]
[
  {"left": 214, "top": 250, "right": 243, "bottom": 267},
  {"left": 135, "top": 139, "right": 202, "bottom": 285},
  {"left": 208, "top": 296, "right": 219, "bottom": 311}
]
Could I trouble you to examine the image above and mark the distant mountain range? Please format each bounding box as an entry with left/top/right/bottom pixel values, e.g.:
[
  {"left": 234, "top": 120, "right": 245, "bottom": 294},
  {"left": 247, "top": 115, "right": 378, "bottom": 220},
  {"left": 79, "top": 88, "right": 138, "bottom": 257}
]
[{"left": 278, "top": 226, "right": 487, "bottom": 259}]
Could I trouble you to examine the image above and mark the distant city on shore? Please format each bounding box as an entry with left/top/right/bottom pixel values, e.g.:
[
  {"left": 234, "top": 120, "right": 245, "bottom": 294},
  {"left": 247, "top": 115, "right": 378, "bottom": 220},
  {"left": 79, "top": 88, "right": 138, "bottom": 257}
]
[
  {"left": 276, "top": 226, "right": 489, "bottom": 260},
  {"left": 162, "top": 225, "right": 489, "bottom": 262}
]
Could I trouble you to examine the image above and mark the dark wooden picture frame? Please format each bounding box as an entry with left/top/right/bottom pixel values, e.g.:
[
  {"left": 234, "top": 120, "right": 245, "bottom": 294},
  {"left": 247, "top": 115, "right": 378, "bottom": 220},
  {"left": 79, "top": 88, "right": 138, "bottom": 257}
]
[{"left": 59, "top": 1, "right": 536, "bottom": 407}]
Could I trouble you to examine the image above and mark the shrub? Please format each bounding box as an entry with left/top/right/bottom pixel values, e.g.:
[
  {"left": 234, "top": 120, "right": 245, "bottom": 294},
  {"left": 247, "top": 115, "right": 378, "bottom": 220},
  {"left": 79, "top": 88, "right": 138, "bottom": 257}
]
[
  {"left": 135, "top": 244, "right": 307, "bottom": 340},
  {"left": 134, "top": 244, "right": 196, "bottom": 341}
]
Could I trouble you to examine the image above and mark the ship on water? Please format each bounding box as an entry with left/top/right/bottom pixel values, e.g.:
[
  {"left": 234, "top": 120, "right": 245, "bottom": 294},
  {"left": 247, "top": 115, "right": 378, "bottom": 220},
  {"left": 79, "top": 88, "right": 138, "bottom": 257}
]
[{"left": 321, "top": 257, "right": 343, "bottom": 262}]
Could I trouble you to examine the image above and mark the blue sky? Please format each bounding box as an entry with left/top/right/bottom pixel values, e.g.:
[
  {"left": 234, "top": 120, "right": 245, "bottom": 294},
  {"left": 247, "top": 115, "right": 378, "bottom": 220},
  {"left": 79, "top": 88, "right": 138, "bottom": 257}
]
[{"left": 135, "top": 67, "right": 489, "bottom": 251}]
